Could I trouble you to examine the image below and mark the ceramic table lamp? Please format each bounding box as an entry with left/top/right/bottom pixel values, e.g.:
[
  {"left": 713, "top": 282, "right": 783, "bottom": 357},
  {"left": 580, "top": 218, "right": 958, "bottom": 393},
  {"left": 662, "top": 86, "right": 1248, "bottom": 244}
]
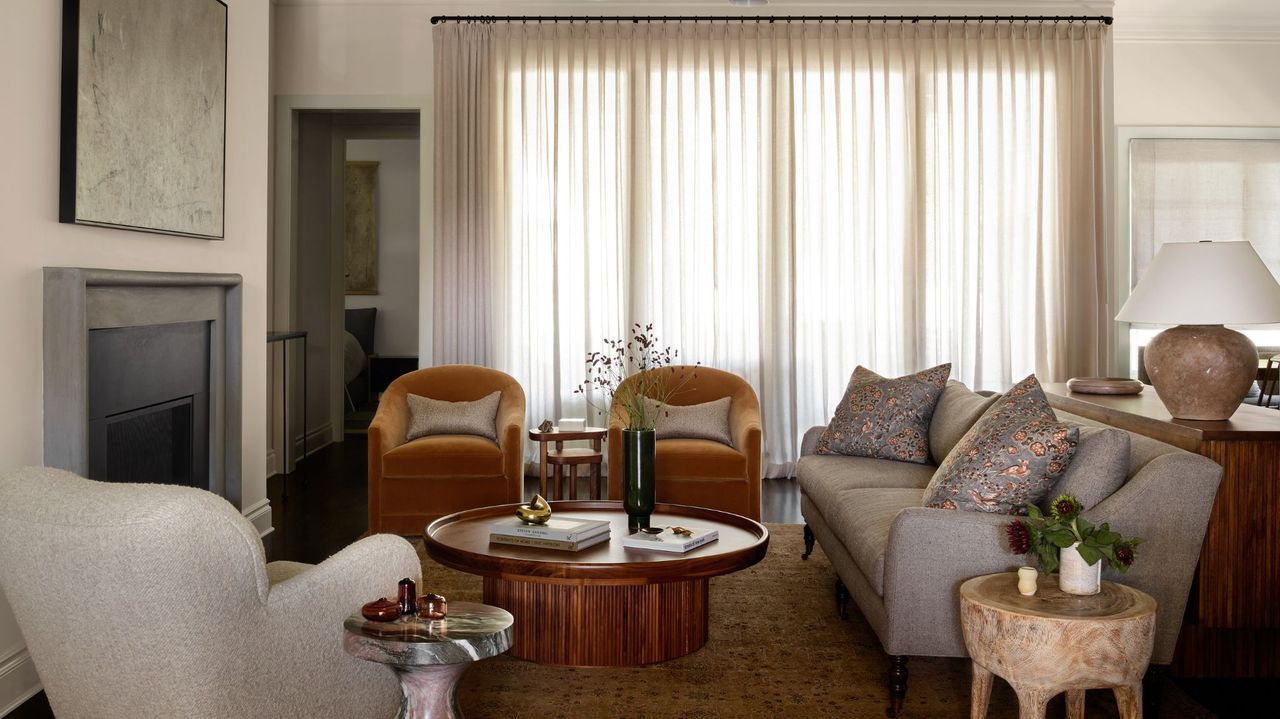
[{"left": 1117, "top": 241, "right": 1280, "bottom": 420}]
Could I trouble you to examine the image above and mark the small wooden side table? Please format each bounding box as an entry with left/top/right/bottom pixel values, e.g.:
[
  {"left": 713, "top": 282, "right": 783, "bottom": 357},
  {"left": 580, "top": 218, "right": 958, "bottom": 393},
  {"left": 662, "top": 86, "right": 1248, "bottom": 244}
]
[
  {"left": 960, "top": 572, "right": 1156, "bottom": 719},
  {"left": 343, "top": 601, "right": 513, "bottom": 719},
  {"left": 528, "top": 427, "right": 608, "bottom": 500}
]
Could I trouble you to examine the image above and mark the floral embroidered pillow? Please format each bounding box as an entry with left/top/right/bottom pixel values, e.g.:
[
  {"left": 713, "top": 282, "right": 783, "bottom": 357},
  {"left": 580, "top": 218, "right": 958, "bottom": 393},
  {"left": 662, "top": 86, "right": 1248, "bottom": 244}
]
[
  {"left": 816, "top": 364, "right": 951, "bottom": 464},
  {"left": 922, "top": 374, "right": 1079, "bottom": 514}
]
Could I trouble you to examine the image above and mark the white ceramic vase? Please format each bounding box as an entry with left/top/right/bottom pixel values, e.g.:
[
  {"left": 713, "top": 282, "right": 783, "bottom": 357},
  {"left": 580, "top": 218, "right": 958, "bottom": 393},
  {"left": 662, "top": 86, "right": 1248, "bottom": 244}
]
[
  {"left": 1016, "top": 566, "right": 1039, "bottom": 596},
  {"left": 1059, "top": 542, "right": 1102, "bottom": 595}
]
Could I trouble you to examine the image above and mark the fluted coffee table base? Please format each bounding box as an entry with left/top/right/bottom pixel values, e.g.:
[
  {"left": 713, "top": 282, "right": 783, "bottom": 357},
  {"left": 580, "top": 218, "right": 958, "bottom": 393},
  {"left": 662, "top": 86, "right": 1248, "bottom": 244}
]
[{"left": 485, "top": 576, "right": 709, "bottom": 666}]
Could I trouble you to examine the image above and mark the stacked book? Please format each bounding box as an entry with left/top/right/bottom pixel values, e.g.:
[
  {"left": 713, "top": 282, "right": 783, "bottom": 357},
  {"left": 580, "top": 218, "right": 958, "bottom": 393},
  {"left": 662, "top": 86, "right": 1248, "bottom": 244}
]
[
  {"left": 489, "top": 516, "right": 611, "bottom": 552},
  {"left": 620, "top": 526, "right": 719, "bottom": 553}
]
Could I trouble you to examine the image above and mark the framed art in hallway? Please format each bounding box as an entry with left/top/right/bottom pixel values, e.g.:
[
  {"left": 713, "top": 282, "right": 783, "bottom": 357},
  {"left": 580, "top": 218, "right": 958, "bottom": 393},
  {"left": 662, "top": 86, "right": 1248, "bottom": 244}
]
[
  {"left": 344, "top": 160, "right": 379, "bottom": 295},
  {"left": 59, "top": 0, "right": 228, "bottom": 239}
]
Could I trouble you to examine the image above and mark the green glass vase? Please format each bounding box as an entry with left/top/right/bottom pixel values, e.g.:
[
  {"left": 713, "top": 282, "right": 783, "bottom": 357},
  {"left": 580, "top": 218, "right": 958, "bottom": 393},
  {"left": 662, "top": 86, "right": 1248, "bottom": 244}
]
[{"left": 622, "top": 428, "right": 656, "bottom": 530}]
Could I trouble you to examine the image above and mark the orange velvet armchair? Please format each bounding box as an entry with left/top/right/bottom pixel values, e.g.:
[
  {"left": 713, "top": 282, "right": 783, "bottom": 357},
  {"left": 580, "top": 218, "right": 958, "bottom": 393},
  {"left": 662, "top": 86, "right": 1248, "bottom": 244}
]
[
  {"left": 368, "top": 365, "right": 525, "bottom": 535},
  {"left": 606, "top": 366, "right": 762, "bottom": 520}
]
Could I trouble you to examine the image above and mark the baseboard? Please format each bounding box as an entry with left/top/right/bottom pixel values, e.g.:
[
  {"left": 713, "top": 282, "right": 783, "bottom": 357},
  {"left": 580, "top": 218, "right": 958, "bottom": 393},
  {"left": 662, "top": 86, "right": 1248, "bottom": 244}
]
[
  {"left": 269, "top": 423, "right": 334, "bottom": 478},
  {"left": 296, "top": 423, "right": 332, "bottom": 459},
  {"left": 0, "top": 647, "right": 41, "bottom": 718},
  {"left": 243, "top": 498, "right": 274, "bottom": 539}
]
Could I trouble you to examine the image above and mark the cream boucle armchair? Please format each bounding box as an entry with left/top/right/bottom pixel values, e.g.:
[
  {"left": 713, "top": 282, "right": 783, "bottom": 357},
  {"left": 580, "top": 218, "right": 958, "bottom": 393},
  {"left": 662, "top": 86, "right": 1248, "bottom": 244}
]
[{"left": 0, "top": 467, "right": 420, "bottom": 719}]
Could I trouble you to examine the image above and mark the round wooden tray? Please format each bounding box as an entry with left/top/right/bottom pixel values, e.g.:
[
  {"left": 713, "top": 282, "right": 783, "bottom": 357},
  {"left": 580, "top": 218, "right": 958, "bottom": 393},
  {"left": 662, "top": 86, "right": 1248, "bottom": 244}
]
[{"left": 1066, "top": 377, "right": 1144, "bottom": 395}]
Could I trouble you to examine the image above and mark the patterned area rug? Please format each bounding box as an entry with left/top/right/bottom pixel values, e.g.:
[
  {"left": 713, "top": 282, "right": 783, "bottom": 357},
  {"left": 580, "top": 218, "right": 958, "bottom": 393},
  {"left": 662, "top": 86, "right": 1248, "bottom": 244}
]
[{"left": 414, "top": 525, "right": 1212, "bottom": 719}]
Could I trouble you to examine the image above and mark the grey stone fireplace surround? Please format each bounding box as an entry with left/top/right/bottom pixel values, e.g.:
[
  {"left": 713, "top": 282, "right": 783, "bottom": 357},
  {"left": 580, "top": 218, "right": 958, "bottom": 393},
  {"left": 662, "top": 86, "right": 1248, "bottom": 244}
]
[{"left": 43, "top": 268, "right": 244, "bottom": 509}]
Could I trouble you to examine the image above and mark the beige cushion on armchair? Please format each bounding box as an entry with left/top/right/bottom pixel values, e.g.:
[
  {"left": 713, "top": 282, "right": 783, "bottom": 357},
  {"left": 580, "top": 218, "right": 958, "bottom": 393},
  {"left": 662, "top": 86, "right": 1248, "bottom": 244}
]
[{"left": 0, "top": 467, "right": 421, "bottom": 719}]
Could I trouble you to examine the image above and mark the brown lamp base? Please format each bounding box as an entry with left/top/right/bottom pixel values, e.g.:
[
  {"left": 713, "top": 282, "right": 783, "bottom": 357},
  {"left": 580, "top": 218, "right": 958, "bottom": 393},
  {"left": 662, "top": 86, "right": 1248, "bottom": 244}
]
[{"left": 1144, "top": 325, "right": 1257, "bottom": 421}]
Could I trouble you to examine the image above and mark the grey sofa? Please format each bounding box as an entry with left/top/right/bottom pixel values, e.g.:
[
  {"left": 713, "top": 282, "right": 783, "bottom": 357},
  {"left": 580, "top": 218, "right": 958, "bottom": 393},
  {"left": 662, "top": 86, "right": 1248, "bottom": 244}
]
[{"left": 798, "top": 381, "right": 1222, "bottom": 717}]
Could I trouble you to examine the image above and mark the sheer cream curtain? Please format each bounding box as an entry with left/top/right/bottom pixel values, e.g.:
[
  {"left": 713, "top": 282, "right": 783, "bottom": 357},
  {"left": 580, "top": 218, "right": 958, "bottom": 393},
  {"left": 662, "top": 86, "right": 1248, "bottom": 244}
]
[{"left": 432, "top": 20, "right": 1113, "bottom": 474}]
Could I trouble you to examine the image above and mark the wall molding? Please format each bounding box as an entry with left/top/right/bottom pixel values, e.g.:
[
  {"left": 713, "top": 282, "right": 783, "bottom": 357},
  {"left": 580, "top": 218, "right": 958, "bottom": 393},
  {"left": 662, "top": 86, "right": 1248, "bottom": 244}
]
[
  {"left": 243, "top": 498, "right": 275, "bottom": 538},
  {"left": 0, "top": 647, "right": 40, "bottom": 718},
  {"left": 1114, "top": 16, "right": 1280, "bottom": 44}
]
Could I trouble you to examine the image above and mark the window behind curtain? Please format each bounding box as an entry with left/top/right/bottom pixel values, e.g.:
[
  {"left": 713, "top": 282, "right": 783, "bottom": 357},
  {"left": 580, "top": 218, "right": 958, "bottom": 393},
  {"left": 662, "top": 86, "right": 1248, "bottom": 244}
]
[
  {"left": 433, "top": 22, "right": 1112, "bottom": 473},
  {"left": 1129, "top": 139, "right": 1280, "bottom": 357}
]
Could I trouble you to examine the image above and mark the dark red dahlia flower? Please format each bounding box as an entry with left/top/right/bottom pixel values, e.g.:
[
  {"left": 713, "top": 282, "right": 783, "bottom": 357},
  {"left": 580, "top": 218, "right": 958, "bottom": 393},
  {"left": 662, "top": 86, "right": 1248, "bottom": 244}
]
[
  {"left": 1006, "top": 520, "right": 1032, "bottom": 554},
  {"left": 1115, "top": 543, "right": 1136, "bottom": 567}
]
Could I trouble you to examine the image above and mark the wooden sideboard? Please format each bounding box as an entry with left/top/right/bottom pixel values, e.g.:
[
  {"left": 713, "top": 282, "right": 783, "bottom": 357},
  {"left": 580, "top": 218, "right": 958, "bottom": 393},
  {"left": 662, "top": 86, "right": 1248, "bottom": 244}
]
[{"left": 1043, "top": 383, "right": 1280, "bottom": 678}]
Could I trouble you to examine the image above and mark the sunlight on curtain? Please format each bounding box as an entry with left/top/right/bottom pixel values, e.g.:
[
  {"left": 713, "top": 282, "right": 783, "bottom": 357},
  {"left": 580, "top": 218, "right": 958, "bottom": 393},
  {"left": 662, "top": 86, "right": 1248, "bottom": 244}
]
[{"left": 433, "top": 21, "right": 1112, "bottom": 474}]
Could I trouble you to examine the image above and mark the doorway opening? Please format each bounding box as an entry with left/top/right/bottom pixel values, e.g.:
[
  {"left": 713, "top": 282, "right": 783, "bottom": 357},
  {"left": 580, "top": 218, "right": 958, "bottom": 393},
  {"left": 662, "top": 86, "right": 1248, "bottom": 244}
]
[{"left": 271, "top": 109, "right": 422, "bottom": 476}]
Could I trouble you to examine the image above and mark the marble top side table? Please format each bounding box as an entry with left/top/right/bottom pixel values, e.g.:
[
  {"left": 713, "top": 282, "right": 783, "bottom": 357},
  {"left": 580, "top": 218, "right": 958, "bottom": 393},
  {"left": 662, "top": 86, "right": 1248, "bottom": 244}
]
[
  {"left": 960, "top": 572, "right": 1156, "bottom": 719},
  {"left": 343, "top": 601, "right": 513, "bottom": 719}
]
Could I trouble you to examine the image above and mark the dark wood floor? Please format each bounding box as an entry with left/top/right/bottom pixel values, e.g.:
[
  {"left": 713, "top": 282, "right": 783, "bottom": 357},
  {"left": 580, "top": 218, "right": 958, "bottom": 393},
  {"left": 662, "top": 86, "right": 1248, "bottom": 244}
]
[{"left": 10, "top": 435, "right": 1273, "bottom": 717}]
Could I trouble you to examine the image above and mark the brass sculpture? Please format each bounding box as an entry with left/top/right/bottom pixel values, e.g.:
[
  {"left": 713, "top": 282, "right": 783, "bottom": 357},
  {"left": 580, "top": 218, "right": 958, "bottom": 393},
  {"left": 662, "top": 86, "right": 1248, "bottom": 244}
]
[
  {"left": 537, "top": 419, "right": 554, "bottom": 432},
  {"left": 668, "top": 526, "right": 694, "bottom": 537},
  {"left": 516, "top": 494, "right": 552, "bottom": 524}
]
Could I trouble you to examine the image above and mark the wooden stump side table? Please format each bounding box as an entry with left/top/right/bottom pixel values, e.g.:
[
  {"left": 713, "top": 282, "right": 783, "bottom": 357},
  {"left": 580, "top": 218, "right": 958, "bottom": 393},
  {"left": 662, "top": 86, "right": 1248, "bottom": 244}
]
[
  {"left": 960, "top": 573, "right": 1156, "bottom": 719},
  {"left": 343, "top": 601, "right": 513, "bottom": 719},
  {"left": 528, "top": 427, "right": 608, "bottom": 499}
]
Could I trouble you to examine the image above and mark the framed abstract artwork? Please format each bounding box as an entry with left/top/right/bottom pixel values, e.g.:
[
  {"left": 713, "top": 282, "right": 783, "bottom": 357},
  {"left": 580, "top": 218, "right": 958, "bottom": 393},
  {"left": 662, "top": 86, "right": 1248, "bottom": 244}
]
[
  {"left": 59, "top": 0, "right": 228, "bottom": 239},
  {"left": 344, "top": 160, "right": 379, "bottom": 295}
]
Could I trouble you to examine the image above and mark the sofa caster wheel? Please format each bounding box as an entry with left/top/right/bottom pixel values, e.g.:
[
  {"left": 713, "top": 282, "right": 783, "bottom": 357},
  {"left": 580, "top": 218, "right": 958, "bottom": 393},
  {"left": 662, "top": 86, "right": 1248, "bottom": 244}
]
[
  {"left": 886, "top": 655, "right": 908, "bottom": 717},
  {"left": 802, "top": 524, "right": 815, "bottom": 560},
  {"left": 835, "top": 578, "right": 850, "bottom": 620}
]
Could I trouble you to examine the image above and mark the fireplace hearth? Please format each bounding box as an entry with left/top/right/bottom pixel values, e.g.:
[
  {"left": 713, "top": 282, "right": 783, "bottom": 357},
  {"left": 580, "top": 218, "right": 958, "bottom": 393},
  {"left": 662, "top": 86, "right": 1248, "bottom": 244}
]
[{"left": 44, "top": 268, "right": 243, "bottom": 507}]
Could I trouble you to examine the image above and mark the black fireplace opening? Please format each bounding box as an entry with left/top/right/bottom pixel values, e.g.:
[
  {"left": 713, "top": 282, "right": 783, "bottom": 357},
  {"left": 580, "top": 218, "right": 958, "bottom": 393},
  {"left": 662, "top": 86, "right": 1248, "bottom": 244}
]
[{"left": 87, "top": 321, "right": 211, "bottom": 488}]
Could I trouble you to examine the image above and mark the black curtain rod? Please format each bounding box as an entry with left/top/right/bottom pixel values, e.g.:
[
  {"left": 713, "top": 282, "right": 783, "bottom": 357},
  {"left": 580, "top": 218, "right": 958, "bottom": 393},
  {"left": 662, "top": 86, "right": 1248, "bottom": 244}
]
[{"left": 430, "top": 15, "right": 1113, "bottom": 26}]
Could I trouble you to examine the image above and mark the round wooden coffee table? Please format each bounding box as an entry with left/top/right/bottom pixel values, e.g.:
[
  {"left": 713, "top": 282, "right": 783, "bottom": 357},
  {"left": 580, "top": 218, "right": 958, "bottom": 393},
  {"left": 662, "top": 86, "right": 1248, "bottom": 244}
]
[
  {"left": 960, "top": 572, "right": 1156, "bottom": 719},
  {"left": 425, "top": 501, "right": 769, "bottom": 667}
]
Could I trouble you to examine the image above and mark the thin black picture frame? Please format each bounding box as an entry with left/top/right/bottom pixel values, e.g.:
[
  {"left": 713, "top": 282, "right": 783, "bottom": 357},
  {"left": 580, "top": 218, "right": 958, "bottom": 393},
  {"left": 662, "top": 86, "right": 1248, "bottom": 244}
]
[{"left": 58, "top": 0, "right": 229, "bottom": 240}]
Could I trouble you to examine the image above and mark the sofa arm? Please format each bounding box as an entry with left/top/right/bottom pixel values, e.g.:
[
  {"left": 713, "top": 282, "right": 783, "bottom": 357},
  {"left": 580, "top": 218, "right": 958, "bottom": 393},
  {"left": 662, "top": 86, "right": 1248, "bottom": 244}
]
[
  {"left": 495, "top": 391, "right": 526, "bottom": 500},
  {"left": 266, "top": 534, "right": 420, "bottom": 613},
  {"left": 368, "top": 391, "right": 408, "bottom": 459},
  {"left": 729, "top": 392, "right": 763, "bottom": 519},
  {"left": 880, "top": 507, "right": 1026, "bottom": 657},
  {"left": 1087, "top": 451, "right": 1222, "bottom": 664},
  {"left": 367, "top": 390, "right": 409, "bottom": 533},
  {"left": 257, "top": 534, "right": 420, "bottom": 715},
  {"left": 800, "top": 426, "right": 826, "bottom": 457}
]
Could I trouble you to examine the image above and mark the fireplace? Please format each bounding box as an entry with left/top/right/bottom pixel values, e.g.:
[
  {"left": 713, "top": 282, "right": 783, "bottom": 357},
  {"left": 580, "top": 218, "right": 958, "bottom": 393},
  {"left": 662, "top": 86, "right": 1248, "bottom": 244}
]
[
  {"left": 87, "top": 321, "right": 211, "bottom": 487},
  {"left": 44, "top": 268, "right": 243, "bottom": 508}
]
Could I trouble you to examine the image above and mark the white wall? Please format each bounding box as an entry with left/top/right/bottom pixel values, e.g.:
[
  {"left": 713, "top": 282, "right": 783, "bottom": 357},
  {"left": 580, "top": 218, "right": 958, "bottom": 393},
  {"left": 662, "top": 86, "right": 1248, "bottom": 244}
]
[
  {"left": 0, "top": 0, "right": 271, "bottom": 713},
  {"left": 1113, "top": 41, "right": 1280, "bottom": 126},
  {"left": 345, "top": 139, "right": 422, "bottom": 357}
]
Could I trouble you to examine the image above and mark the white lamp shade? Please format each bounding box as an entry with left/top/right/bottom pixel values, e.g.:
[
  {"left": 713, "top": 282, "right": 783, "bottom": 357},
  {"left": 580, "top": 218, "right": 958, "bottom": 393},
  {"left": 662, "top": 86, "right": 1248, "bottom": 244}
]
[{"left": 1117, "top": 241, "right": 1280, "bottom": 325}]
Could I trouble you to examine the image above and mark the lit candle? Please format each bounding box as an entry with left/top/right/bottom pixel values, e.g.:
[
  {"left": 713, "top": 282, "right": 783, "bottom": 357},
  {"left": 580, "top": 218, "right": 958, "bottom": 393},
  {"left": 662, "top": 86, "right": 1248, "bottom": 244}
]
[{"left": 1017, "top": 567, "right": 1038, "bottom": 596}]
